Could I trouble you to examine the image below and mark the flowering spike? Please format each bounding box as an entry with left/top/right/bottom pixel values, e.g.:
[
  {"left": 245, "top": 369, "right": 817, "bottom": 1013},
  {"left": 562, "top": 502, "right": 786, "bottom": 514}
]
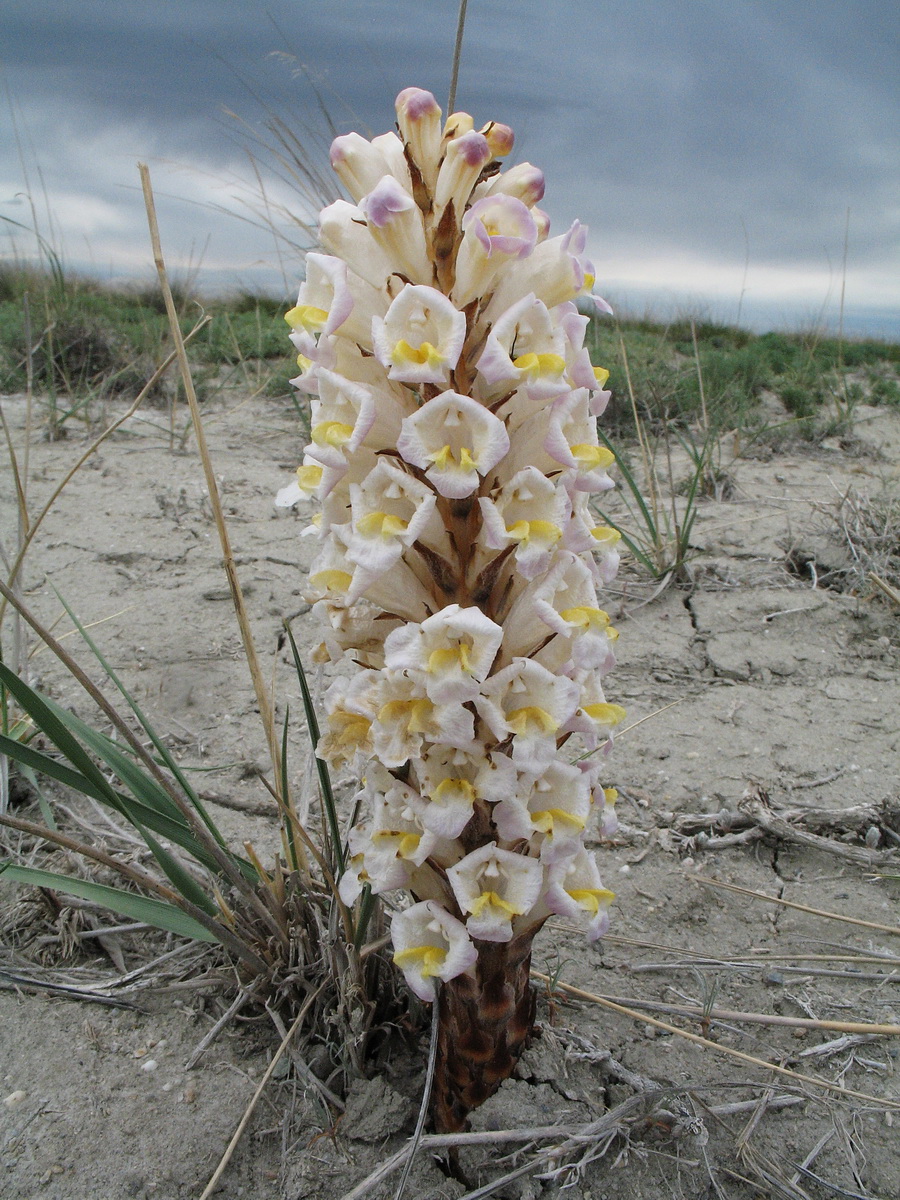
[{"left": 278, "top": 88, "right": 622, "bottom": 1131}]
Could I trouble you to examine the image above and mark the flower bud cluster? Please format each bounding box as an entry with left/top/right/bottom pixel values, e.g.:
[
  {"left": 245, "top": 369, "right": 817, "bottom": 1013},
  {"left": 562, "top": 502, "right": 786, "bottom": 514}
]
[{"left": 279, "top": 88, "right": 623, "bottom": 1003}]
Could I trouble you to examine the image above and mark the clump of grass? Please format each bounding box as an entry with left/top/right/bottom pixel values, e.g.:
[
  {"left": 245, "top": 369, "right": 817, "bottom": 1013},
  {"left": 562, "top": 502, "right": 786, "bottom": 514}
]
[
  {"left": 825, "top": 487, "right": 900, "bottom": 601},
  {"left": 0, "top": 262, "right": 299, "bottom": 425},
  {"left": 585, "top": 312, "right": 900, "bottom": 442}
]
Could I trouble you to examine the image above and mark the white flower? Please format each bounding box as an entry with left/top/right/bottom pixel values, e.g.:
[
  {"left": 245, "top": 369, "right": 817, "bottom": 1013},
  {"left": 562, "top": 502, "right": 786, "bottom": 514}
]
[
  {"left": 359, "top": 176, "right": 432, "bottom": 284},
  {"left": 447, "top": 842, "right": 543, "bottom": 942},
  {"left": 372, "top": 672, "right": 476, "bottom": 767},
  {"left": 493, "top": 761, "right": 592, "bottom": 847},
  {"left": 345, "top": 459, "right": 441, "bottom": 575},
  {"left": 478, "top": 467, "right": 570, "bottom": 581},
  {"left": 372, "top": 284, "right": 466, "bottom": 386},
  {"left": 413, "top": 745, "right": 516, "bottom": 839},
  {"left": 433, "top": 130, "right": 492, "bottom": 231},
  {"left": 475, "top": 294, "right": 569, "bottom": 403},
  {"left": 529, "top": 552, "right": 618, "bottom": 669},
  {"left": 391, "top": 900, "right": 478, "bottom": 1002},
  {"left": 397, "top": 391, "right": 510, "bottom": 499},
  {"left": 285, "top": 89, "right": 626, "bottom": 994},
  {"left": 384, "top": 604, "right": 503, "bottom": 703},
  {"left": 541, "top": 844, "right": 615, "bottom": 941},
  {"left": 316, "top": 672, "right": 379, "bottom": 769},
  {"left": 472, "top": 161, "right": 545, "bottom": 208},
  {"left": 318, "top": 199, "right": 397, "bottom": 291},
  {"left": 453, "top": 196, "right": 538, "bottom": 306},
  {"left": 304, "top": 370, "right": 392, "bottom": 472},
  {"left": 543, "top": 391, "right": 617, "bottom": 493},
  {"left": 330, "top": 131, "right": 411, "bottom": 201},
  {"left": 285, "top": 253, "right": 388, "bottom": 352},
  {"left": 478, "top": 659, "right": 581, "bottom": 774},
  {"left": 563, "top": 672, "right": 627, "bottom": 751},
  {"left": 275, "top": 457, "right": 324, "bottom": 509},
  {"left": 482, "top": 220, "right": 593, "bottom": 323},
  {"left": 562, "top": 494, "right": 622, "bottom": 583},
  {"left": 598, "top": 787, "right": 619, "bottom": 840}
]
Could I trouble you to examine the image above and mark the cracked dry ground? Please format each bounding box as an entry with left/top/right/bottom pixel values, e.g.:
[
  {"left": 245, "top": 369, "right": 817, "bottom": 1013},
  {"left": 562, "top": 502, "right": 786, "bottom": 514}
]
[{"left": 0, "top": 391, "right": 898, "bottom": 1199}]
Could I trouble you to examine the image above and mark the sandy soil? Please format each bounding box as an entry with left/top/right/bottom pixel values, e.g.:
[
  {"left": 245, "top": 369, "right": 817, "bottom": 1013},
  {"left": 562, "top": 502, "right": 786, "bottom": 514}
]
[{"left": 1, "top": 387, "right": 898, "bottom": 1200}]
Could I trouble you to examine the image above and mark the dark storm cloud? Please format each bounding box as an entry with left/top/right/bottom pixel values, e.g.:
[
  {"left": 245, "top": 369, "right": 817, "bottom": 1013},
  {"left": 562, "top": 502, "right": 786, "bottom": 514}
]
[{"left": 1, "top": 0, "right": 897, "bottom": 329}]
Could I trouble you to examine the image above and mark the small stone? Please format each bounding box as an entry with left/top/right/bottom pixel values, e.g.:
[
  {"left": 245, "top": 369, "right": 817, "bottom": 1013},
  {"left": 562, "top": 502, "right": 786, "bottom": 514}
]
[
  {"left": 3, "top": 1090, "right": 26, "bottom": 1108},
  {"left": 140, "top": 1059, "right": 158, "bottom": 1072},
  {"left": 271, "top": 1054, "right": 291, "bottom": 1080},
  {"left": 182, "top": 1081, "right": 198, "bottom": 1104}
]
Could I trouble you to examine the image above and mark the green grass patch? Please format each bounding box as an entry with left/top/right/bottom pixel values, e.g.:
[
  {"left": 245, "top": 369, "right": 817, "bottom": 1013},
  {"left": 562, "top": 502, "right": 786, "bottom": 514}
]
[
  {"left": 586, "top": 314, "right": 900, "bottom": 442},
  {"left": 0, "top": 265, "right": 297, "bottom": 409}
]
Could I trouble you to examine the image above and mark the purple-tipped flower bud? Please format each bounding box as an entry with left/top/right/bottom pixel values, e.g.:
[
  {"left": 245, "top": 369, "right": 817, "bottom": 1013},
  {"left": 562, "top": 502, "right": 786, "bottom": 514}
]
[
  {"left": 480, "top": 121, "right": 514, "bottom": 157},
  {"left": 444, "top": 112, "right": 475, "bottom": 141},
  {"left": 480, "top": 162, "right": 546, "bottom": 207},
  {"left": 395, "top": 86, "right": 443, "bottom": 193}
]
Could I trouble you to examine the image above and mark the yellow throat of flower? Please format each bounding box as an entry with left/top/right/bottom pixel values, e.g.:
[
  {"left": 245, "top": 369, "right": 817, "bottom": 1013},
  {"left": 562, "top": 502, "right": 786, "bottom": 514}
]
[
  {"left": 285, "top": 304, "right": 329, "bottom": 334},
  {"left": 391, "top": 339, "right": 445, "bottom": 368},
  {"left": 356, "top": 511, "right": 409, "bottom": 539},
  {"left": 506, "top": 705, "right": 559, "bottom": 736},
  {"left": 431, "top": 777, "right": 477, "bottom": 806},
  {"left": 559, "top": 606, "right": 610, "bottom": 631},
  {"left": 468, "top": 890, "right": 521, "bottom": 918},
  {"left": 393, "top": 944, "right": 447, "bottom": 976},
  {"left": 567, "top": 887, "right": 615, "bottom": 915},
  {"left": 513, "top": 352, "right": 566, "bottom": 378},
  {"left": 531, "top": 808, "right": 586, "bottom": 835},
  {"left": 428, "top": 444, "right": 477, "bottom": 473},
  {"left": 505, "top": 519, "right": 562, "bottom": 546},
  {"left": 312, "top": 420, "right": 354, "bottom": 448},
  {"left": 427, "top": 641, "right": 474, "bottom": 674},
  {"left": 570, "top": 444, "right": 615, "bottom": 470}
]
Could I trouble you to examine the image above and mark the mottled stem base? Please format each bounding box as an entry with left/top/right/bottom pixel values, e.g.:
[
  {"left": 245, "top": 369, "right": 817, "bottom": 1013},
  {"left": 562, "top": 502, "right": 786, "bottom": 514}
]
[{"left": 432, "top": 932, "right": 536, "bottom": 1133}]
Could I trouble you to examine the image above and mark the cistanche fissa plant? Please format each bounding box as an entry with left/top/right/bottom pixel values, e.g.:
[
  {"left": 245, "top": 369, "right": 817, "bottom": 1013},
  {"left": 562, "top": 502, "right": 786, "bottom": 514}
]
[{"left": 276, "top": 86, "right": 627, "bottom": 1132}]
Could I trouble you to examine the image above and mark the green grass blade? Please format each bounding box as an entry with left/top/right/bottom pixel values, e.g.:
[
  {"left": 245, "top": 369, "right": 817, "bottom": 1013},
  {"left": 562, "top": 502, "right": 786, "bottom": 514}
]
[
  {"left": 0, "top": 862, "right": 218, "bottom": 941},
  {"left": 0, "top": 731, "right": 210, "bottom": 862},
  {"left": 353, "top": 884, "right": 375, "bottom": 951},
  {"left": 136, "top": 828, "right": 219, "bottom": 916},
  {"left": 284, "top": 622, "right": 344, "bottom": 874},
  {"left": 0, "top": 680, "right": 256, "bottom": 887},
  {"left": 0, "top": 661, "right": 130, "bottom": 810},
  {"left": 50, "top": 590, "right": 226, "bottom": 847},
  {"left": 280, "top": 705, "right": 300, "bottom": 873},
  {"left": 41, "top": 707, "right": 240, "bottom": 875},
  {"left": 17, "top": 764, "right": 58, "bottom": 830},
  {"left": 2, "top": 681, "right": 217, "bottom": 910},
  {"left": 597, "top": 430, "right": 658, "bottom": 539}
]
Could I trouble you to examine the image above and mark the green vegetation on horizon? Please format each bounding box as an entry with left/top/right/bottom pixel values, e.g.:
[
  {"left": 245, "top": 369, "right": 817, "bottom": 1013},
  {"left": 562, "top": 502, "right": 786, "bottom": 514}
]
[{"left": 1, "top": 263, "right": 899, "bottom": 436}]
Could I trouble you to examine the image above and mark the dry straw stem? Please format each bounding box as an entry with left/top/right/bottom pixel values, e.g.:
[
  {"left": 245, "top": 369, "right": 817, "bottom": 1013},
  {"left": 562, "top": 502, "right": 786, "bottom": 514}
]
[
  {"left": 199, "top": 981, "right": 326, "bottom": 1200},
  {"left": 870, "top": 570, "right": 900, "bottom": 607},
  {"left": 0, "top": 325, "right": 209, "bottom": 626},
  {"left": 689, "top": 873, "right": 900, "bottom": 938},
  {"left": 531, "top": 972, "right": 900, "bottom": 1110},
  {"left": 604, "top": 933, "right": 900, "bottom": 967},
  {"left": 139, "top": 163, "right": 291, "bottom": 816},
  {"left": 543, "top": 985, "right": 900, "bottom": 1037}
]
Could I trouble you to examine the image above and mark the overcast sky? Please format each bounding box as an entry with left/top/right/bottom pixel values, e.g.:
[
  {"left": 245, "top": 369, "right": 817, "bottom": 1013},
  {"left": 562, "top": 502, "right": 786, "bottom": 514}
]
[{"left": 2, "top": 0, "right": 898, "bottom": 335}]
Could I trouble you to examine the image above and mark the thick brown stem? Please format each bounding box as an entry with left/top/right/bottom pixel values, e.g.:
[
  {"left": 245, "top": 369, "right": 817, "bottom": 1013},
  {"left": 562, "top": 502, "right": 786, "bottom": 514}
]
[{"left": 432, "top": 931, "right": 536, "bottom": 1132}]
